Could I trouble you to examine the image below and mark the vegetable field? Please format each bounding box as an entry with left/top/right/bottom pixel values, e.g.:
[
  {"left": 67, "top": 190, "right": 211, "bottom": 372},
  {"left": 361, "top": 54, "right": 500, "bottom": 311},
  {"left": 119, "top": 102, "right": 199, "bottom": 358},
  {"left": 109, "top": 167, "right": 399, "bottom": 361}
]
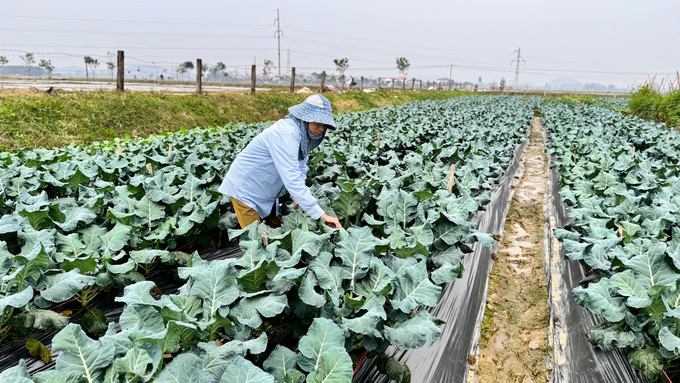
[
  {"left": 0, "top": 96, "right": 535, "bottom": 383},
  {"left": 545, "top": 102, "right": 680, "bottom": 382}
]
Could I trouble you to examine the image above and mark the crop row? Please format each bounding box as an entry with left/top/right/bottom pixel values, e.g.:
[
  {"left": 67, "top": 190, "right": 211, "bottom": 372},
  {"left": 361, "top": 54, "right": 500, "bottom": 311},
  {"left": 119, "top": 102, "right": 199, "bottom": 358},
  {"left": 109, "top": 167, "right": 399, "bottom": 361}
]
[
  {"left": 0, "top": 96, "right": 534, "bottom": 383},
  {"left": 544, "top": 102, "right": 680, "bottom": 381}
]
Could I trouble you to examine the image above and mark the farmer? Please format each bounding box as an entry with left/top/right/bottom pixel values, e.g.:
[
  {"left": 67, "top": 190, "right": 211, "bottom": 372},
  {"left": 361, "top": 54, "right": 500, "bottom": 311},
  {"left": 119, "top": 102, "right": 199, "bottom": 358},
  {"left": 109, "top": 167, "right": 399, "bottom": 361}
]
[{"left": 219, "top": 94, "right": 342, "bottom": 229}]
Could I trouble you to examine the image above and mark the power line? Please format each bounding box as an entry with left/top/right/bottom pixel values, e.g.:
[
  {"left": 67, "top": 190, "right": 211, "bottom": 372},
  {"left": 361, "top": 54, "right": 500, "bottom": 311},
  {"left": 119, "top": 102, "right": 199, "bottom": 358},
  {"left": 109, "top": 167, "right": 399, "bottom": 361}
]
[
  {"left": 285, "top": 26, "right": 511, "bottom": 58},
  {"left": 2, "top": 47, "right": 667, "bottom": 79},
  {"left": 0, "top": 17, "right": 665, "bottom": 82},
  {"left": 76, "top": 0, "right": 251, "bottom": 8},
  {"left": 0, "top": 49, "right": 90, "bottom": 58},
  {"left": 0, "top": 14, "right": 271, "bottom": 28},
  {"left": 0, "top": 44, "right": 278, "bottom": 51},
  {"left": 284, "top": 31, "right": 677, "bottom": 77},
  {"left": 288, "top": 50, "right": 396, "bottom": 65},
  {"left": 0, "top": 27, "right": 273, "bottom": 39},
  {"left": 0, "top": 48, "right": 270, "bottom": 69},
  {"left": 284, "top": 36, "right": 510, "bottom": 68},
  {"left": 126, "top": 56, "right": 181, "bottom": 65},
  {"left": 7, "top": 14, "right": 649, "bottom": 71}
]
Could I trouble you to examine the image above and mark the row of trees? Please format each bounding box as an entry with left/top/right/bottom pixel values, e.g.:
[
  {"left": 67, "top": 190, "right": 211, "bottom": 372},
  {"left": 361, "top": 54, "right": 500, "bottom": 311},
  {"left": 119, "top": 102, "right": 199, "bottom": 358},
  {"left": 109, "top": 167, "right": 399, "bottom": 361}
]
[
  {"left": 0, "top": 53, "right": 411, "bottom": 82},
  {"left": 0, "top": 53, "right": 54, "bottom": 77},
  {"left": 0, "top": 52, "right": 117, "bottom": 79},
  {"left": 84, "top": 52, "right": 117, "bottom": 79},
  {"left": 170, "top": 59, "right": 273, "bottom": 82},
  {"left": 333, "top": 57, "right": 410, "bottom": 79},
  {"left": 171, "top": 56, "right": 412, "bottom": 83},
  {"left": 165, "top": 56, "right": 412, "bottom": 83}
]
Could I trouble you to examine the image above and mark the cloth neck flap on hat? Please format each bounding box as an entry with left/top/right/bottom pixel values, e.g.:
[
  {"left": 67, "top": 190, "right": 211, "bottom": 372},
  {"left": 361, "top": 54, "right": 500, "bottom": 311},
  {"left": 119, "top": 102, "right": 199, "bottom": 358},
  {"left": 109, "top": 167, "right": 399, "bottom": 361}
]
[{"left": 286, "top": 115, "right": 325, "bottom": 159}]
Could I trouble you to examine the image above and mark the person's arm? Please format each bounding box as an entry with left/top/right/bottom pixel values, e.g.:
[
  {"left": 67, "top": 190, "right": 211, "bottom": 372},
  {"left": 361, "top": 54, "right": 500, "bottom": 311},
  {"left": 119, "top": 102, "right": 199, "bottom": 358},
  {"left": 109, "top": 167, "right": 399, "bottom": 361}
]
[
  {"left": 269, "top": 131, "right": 324, "bottom": 219},
  {"left": 300, "top": 158, "right": 308, "bottom": 180},
  {"left": 270, "top": 131, "right": 341, "bottom": 228},
  {"left": 294, "top": 160, "right": 308, "bottom": 213}
]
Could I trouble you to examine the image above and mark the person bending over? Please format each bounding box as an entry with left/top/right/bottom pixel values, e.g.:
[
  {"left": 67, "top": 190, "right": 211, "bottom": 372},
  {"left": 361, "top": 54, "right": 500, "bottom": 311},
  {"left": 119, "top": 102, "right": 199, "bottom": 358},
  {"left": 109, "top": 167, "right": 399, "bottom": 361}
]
[{"left": 219, "top": 94, "right": 342, "bottom": 229}]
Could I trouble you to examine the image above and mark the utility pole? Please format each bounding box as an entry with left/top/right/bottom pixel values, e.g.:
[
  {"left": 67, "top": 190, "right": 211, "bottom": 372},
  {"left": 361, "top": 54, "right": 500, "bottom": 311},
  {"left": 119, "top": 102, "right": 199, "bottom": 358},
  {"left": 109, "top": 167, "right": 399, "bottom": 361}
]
[
  {"left": 251, "top": 65, "right": 256, "bottom": 94},
  {"left": 116, "top": 50, "right": 124, "bottom": 92},
  {"left": 449, "top": 64, "right": 453, "bottom": 84},
  {"left": 275, "top": 9, "right": 283, "bottom": 84},
  {"left": 511, "top": 47, "right": 526, "bottom": 90},
  {"left": 287, "top": 49, "right": 290, "bottom": 79},
  {"left": 319, "top": 71, "right": 326, "bottom": 93},
  {"left": 196, "top": 58, "right": 202, "bottom": 94}
]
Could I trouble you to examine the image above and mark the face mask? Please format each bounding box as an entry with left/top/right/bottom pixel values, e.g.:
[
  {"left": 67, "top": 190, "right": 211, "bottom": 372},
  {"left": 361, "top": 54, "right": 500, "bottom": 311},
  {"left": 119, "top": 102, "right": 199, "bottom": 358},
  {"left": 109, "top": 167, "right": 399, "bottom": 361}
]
[{"left": 308, "top": 128, "right": 323, "bottom": 140}]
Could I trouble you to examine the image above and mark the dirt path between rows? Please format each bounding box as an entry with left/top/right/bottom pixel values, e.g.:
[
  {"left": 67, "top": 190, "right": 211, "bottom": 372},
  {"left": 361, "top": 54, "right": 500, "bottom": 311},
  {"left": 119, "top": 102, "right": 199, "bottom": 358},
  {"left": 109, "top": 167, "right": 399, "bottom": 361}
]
[{"left": 474, "top": 117, "right": 551, "bottom": 383}]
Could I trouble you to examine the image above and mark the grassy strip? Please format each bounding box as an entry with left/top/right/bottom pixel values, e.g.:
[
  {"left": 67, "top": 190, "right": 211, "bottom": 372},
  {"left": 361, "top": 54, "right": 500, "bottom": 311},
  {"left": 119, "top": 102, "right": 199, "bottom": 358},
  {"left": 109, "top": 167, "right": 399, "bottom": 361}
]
[
  {"left": 628, "top": 86, "right": 680, "bottom": 128},
  {"left": 0, "top": 89, "right": 474, "bottom": 151},
  {"left": 550, "top": 93, "right": 627, "bottom": 108}
]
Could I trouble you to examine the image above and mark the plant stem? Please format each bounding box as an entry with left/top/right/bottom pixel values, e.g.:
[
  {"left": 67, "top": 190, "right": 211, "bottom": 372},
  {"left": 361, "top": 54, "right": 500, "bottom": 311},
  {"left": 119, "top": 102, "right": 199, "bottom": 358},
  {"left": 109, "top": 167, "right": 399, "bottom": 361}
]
[
  {"left": 142, "top": 259, "right": 158, "bottom": 277},
  {"left": 0, "top": 326, "right": 11, "bottom": 344},
  {"left": 77, "top": 285, "right": 100, "bottom": 308}
]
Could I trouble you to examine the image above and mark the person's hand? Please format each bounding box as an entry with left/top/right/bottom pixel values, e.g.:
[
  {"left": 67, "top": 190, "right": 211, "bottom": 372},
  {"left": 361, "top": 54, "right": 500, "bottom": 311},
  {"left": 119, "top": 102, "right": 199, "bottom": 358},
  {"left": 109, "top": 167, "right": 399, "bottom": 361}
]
[{"left": 321, "top": 214, "right": 342, "bottom": 229}]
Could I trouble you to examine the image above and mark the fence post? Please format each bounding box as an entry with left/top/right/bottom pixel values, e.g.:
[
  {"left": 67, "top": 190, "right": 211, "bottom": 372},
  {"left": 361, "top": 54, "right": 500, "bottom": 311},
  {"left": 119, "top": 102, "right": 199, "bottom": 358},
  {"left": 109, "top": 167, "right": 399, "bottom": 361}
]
[
  {"left": 360, "top": 76, "right": 364, "bottom": 91},
  {"left": 319, "top": 71, "right": 326, "bottom": 93},
  {"left": 378, "top": 77, "right": 381, "bottom": 90},
  {"left": 116, "top": 50, "right": 124, "bottom": 92},
  {"left": 411, "top": 78, "right": 415, "bottom": 91},
  {"left": 196, "top": 58, "right": 202, "bottom": 94},
  {"left": 250, "top": 65, "right": 256, "bottom": 94},
  {"left": 391, "top": 78, "right": 395, "bottom": 92},
  {"left": 290, "top": 67, "right": 296, "bottom": 93},
  {"left": 419, "top": 80, "right": 422, "bottom": 90}
]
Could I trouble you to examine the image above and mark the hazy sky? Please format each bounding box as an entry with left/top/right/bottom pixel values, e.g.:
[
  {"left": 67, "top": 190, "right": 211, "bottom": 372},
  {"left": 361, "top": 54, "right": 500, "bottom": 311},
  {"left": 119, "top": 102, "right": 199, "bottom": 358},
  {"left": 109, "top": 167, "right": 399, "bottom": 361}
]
[{"left": 1, "top": 0, "right": 679, "bottom": 87}]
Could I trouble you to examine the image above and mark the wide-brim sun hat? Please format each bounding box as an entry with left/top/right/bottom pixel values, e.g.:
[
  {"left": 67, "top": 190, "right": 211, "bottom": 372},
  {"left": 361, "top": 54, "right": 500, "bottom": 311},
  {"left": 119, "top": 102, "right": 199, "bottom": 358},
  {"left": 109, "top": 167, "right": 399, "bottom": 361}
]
[{"left": 288, "top": 94, "right": 337, "bottom": 129}]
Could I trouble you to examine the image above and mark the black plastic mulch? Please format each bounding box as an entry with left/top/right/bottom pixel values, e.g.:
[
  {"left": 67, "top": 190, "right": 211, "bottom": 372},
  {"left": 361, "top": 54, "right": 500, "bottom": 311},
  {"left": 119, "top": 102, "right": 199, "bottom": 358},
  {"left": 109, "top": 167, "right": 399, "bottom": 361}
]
[
  {"left": 354, "top": 135, "right": 528, "bottom": 383},
  {"left": 545, "top": 166, "right": 645, "bottom": 383}
]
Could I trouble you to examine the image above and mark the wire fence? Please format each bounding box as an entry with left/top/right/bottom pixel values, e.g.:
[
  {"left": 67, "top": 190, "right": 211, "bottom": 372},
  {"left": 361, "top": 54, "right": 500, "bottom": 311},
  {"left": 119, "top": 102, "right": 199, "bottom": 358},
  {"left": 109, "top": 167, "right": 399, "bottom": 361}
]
[
  {"left": 0, "top": 47, "right": 644, "bottom": 94},
  {"left": 0, "top": 48, "right": 469, "bottom": 93}
]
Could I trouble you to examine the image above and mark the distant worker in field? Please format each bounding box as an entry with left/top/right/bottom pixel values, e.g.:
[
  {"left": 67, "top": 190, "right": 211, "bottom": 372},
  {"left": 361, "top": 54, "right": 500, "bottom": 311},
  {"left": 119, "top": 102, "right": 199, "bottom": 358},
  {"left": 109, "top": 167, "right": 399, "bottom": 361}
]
[{"left": 219, "top": 94, "right": 342, "bottom": 229}]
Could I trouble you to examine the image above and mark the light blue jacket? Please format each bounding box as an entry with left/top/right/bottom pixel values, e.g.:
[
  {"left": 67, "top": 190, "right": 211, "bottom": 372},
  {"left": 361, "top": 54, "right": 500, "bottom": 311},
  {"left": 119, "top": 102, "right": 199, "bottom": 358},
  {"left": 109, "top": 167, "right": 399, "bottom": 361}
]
[{"left": 218, "top": 118, "right": 325, "bottom": 220}]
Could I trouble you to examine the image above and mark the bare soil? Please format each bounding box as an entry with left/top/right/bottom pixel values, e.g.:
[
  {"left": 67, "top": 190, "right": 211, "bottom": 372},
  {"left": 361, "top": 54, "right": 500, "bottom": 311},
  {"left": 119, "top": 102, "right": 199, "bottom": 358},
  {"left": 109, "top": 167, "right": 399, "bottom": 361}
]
[{"left": 475, "top": 118, "right": 551, "bottom": 383}]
